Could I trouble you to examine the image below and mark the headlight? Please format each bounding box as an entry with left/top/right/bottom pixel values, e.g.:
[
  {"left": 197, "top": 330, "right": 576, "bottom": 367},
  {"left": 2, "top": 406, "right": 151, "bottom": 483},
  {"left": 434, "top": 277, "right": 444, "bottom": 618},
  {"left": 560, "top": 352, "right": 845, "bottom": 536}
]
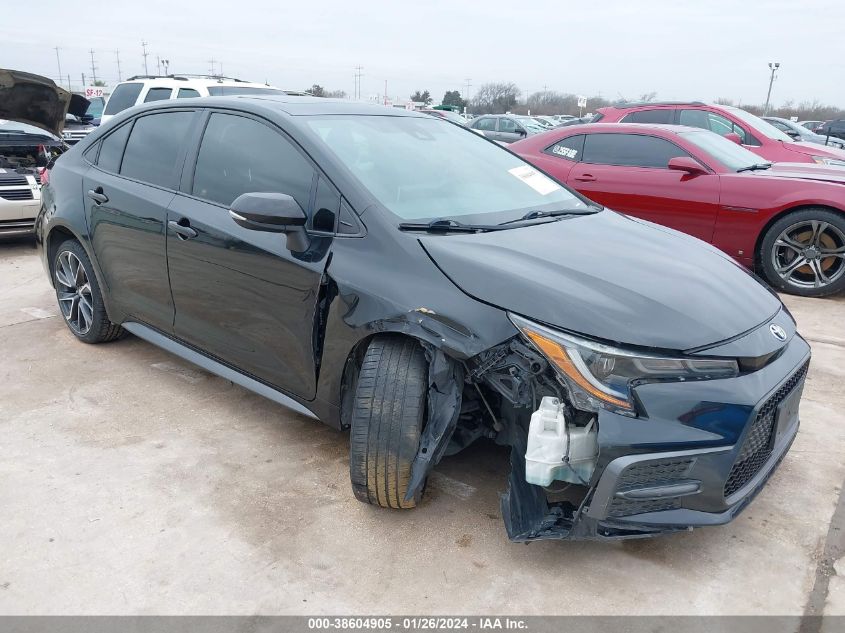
[
  {"left": 811, "top": 155, "right": 845, "bottom": 167},
  {"left": 510, "top": 314, "right": 739, "bottom": 416}
]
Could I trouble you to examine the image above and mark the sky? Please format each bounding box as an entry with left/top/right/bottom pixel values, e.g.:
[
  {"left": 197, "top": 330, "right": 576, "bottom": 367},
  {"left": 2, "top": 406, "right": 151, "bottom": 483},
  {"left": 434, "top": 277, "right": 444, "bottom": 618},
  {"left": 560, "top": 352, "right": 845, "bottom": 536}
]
[{"left": 2, "top": 0, "right": 844, "bottom": 107}]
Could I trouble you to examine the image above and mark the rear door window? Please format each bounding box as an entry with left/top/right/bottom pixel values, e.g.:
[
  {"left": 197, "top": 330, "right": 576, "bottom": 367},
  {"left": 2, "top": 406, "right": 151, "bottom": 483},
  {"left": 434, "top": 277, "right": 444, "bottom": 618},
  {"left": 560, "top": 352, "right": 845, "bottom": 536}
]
[
  {"left": 102, "top": 82, "right": 143, "bottom": 115},
  {"left": 546, "top": 135, "right": 584, "bottom": 161},
  {"left": 680, "top": 109, "right": 756, "bottom": 145},
  {"left": 582, "top": 133, "right": 689, "bottom": 168},
  {"left": 191, "top": 112, "right": 315, "bottom": 210},
  {"left": 177, "top": 88, "right": 201, "bottom": 99},
  {"left": 499, "top": 118, "right": 518, "bottom": 133},
  {"left": 621, "top": 109, "right": 675, "bottom": 124},
  {"left": 473, "top": 117, "right": 496, "bottom": 131},
  {"left": 120, "top": 111, "right": 195, "bottom": 189},
  {"left": 144, "top": 88, "right": 173, "bottom": 103}
]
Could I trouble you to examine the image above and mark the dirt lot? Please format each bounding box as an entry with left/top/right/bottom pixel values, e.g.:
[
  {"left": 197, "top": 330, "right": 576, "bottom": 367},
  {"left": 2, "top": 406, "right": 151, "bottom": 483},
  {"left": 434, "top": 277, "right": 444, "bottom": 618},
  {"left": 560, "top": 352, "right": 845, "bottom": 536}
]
[{"left": 1, "top": 238, "right": 844, "bottom": 615}]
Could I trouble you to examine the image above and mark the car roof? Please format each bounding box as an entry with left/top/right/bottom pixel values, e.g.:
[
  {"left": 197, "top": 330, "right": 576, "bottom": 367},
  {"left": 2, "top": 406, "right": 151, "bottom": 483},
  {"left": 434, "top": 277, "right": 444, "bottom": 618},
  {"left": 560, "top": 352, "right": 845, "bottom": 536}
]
[
  {"left": 125, "top": 94, "right": 432, "bottom": 118},
  {"left": 602, "top": 100, "right": 707, "bottom": 110},
  {"left": 555, "top": 122, "right": 702, "bottom": 135}
]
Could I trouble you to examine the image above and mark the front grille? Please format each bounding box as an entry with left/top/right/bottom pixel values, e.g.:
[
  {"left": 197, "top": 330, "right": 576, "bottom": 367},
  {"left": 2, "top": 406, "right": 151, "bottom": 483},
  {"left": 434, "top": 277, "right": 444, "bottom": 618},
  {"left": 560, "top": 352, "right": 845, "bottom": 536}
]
[
  {"left": 0, "top": 188, "right": 34, "bottom": 201},
  {"left": 0, "top": 174, "right": 30, "bottom": 186},
  {"left": 724, "top": 361, "right": 809, "bottom": 497},
  {"left": 608, "top": 497, "right": 681, "bottom": 517}
]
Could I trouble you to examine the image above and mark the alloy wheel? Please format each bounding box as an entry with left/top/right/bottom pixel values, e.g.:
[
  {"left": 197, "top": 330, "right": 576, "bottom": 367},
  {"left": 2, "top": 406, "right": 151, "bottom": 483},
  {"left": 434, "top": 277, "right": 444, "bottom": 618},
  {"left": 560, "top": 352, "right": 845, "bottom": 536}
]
[
  {"left": 771, "top": 220, "right": 845, "bottom": 290},
  {"left": 55, "top": 251, "right": 94, "bottom": 335}
]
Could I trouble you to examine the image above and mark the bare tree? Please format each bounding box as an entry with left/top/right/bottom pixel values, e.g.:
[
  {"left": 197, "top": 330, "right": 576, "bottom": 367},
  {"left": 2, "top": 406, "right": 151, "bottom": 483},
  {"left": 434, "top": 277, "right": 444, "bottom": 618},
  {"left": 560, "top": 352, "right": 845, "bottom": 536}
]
[{"left": 470, "top": 82, "right": 521, "bottom": 114}]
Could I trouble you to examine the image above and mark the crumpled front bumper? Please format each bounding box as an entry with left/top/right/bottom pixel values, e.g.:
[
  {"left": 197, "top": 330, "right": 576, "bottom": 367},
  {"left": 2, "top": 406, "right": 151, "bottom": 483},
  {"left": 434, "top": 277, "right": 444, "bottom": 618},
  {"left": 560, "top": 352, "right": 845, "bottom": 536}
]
[{"left": 503, "top": 331, "right": 811, "bottom": 541}]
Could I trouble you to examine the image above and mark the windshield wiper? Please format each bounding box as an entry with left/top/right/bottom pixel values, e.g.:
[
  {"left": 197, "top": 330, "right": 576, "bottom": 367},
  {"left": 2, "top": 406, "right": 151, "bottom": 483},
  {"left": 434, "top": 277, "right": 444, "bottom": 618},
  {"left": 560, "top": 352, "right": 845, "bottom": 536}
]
[
  {"left": 736, "top": 162, "right": 773, "bottom": 172},
  {"left": 498, "top": 207, "right": 600, "bottom": 226},
  {"left": 397, "top": 218, "right": 509, "bottom": 233}
]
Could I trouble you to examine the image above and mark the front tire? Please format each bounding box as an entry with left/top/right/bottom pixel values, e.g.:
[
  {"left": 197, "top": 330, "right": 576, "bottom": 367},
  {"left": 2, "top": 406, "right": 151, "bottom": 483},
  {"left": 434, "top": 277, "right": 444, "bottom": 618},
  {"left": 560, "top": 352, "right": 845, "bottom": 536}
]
[
  {"left": 759, "top": 208, "right": 845, "bottom": 297},
  {"left": 348, "top": 336, "right": 428, "bottom": 509},
  {"left": 53, "top": 239, "right": 124, "bottom": 343}
]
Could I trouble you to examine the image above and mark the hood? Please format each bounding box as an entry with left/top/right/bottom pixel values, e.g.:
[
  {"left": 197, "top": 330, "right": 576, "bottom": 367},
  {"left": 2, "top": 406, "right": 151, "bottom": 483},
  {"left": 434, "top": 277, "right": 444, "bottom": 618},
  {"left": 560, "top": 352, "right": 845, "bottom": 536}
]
[
  {"left": 0, "top": 69, "right": 89, "bottom": 137},
  {"left": 784, "top": 139, "right": 845, "bottom": 160},
  {"left": 420, "top": 211, "right": 781, "bottom": 351},
  {"left": 762, "top": 162, "right": 845, "bottom": 184}
]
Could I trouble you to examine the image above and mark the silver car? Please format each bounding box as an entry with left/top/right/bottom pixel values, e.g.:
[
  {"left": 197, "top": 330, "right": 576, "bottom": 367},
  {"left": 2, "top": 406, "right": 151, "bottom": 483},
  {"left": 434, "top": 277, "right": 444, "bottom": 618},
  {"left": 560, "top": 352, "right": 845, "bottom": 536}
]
[
  {"left": 763, "top": 116, "right": 845, "bottom": 150},
  {"left": 469, "top": 114, "right": 546, "bottom": 143}
]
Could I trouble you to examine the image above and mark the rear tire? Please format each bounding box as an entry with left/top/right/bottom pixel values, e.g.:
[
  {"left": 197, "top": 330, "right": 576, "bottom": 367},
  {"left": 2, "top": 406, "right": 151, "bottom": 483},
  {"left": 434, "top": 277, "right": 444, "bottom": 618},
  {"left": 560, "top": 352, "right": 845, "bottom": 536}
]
[
  {"left": 348, "top": 336, "right": 428, "bottom": 509},
  {"left": 53, "top": 239, "right": 124, "bottom": 344},
  {"left": 759, "top": 208, "right": 845, "bottom": 297}
]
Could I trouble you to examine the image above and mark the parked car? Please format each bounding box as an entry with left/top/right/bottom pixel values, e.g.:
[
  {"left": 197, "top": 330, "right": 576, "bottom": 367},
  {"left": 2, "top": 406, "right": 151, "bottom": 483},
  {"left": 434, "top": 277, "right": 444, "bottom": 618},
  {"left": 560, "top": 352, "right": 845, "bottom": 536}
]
[
  {"left": 557, "top": 116, "right": 594, "bottom": 127},
  {"left": 0, "top": 69, "right": 77, "bottom": 237},
  {"left": 553, "top": 114, "right": 576, "bottom": 123},
  {"left": 594, "top": 102, "right": 845, "bottom": 166},
  {"left": 468, "top": 114, "right": 546, "bottom": 143},
  {"left": 35, "top": 95, "right": 812, "bottom": 542},
  {"left": 762, "top": 116, "right": 845, "bottom": 150},
  {"left": 512, "top": 122, "right": 845, "bottom": 297},
  {"left": 531, "top": 116, "right": 555, "bottom": 129},
  {"left": 418, "top": 108, "right": 467, "bottom": 126},
  {"left": 101, "top": 74, "right": 306, "bottom": 124},
  {"left": 819, "top": 120, "right": 845, "bottom": 141},
  {"left": 799, "top": 120, "right": 825, "bottom": 133}
]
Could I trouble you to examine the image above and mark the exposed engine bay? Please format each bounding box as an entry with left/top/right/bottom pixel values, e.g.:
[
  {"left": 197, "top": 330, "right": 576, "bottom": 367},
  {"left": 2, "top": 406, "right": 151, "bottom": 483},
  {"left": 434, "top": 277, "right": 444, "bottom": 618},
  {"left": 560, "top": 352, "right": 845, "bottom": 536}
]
[{"left": 0, "top": 142, "right": 63, "bottom": 174}]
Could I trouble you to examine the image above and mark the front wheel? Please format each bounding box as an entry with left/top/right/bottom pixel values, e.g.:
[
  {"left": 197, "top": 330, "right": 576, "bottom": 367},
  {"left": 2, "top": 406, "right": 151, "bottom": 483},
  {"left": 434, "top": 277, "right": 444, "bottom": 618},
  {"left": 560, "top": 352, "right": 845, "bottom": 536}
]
[
  {"left": 759, "top": 208, "right": 845, "bottom": 297},
  {"left": 348, "top": 336, "right": 428, "bottom": 509}
]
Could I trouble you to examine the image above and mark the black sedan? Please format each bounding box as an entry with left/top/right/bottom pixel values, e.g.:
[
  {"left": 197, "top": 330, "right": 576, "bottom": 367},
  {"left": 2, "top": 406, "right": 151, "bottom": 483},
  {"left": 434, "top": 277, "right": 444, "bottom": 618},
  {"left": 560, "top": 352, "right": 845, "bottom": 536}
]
[{"left": 35, "top": 94, "right": 810, "bottom": 541}]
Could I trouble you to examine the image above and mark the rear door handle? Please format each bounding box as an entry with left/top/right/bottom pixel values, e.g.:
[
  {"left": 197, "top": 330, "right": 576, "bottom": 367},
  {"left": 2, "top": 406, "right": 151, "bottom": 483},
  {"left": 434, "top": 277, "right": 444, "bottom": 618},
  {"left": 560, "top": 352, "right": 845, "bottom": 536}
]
[
  {"left": 87, "top": 188, "right": 108, "bottom": 204},
  {"left": 573, "top": 174, "right": 597, "bottom": 182},
  {"left": 168, "top": 219, "right": 198, "bottom": 240}
]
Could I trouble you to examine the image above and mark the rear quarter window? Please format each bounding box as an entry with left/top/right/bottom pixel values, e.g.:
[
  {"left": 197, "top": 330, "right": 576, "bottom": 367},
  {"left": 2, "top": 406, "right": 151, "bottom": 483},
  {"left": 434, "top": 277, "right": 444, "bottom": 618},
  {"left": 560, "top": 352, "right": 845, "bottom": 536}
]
[
  {"left": 545, "top": 135, "right": 584, "bottom": 161},
  {"left": 621, "top": 109, "right": 675, "bottom": 124}
]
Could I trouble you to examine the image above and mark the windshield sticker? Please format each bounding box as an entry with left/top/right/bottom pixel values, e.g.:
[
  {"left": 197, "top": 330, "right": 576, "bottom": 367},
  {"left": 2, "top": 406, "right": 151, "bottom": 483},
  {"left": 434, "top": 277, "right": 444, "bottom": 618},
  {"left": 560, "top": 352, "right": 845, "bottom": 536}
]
[{"left": 508, "top": 165, "right": 561, "bottom": 195}]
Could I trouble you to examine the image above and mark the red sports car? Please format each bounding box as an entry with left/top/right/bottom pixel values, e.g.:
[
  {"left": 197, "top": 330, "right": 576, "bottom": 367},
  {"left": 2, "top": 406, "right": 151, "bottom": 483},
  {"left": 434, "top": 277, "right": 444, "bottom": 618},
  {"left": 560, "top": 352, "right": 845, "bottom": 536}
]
[{"left": 511, "top": 123, "right": 845, "bottom": 297}]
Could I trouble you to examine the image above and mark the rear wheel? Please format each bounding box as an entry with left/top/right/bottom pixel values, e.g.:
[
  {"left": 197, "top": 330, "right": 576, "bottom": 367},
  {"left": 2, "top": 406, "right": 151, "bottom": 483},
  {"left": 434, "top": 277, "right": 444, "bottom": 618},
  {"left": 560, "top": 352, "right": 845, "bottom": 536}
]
[
  {"left": 348, "top": 336, "right": 428, "bottom": 509},
  {"left": 53, "top": 239, "right": 124, "bottom": 343},
  {"left": 759, "top": 208, "right": 845, "bottom": 297}
]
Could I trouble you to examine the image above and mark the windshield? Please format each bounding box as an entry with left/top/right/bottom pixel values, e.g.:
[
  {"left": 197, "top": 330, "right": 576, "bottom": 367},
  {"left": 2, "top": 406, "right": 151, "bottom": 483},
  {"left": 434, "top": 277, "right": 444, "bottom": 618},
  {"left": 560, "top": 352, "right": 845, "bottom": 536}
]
[
  {"left": 306, "top": 115, "right": 589, "bottom": 222},
  {"left": 206, "top": 86, "right": 287, "bottom": 96},
  {"left": 86, "top": 97, "right": 106, "bottom": 118},
  {"left": 726, "top": 107, "right": 793, "bottom": 142},
  {"left": 515, "top": 117, "right": 545, "bottom": 132},
  {"left": 680, "top": 130, "right": 766, "bottom": 171}
]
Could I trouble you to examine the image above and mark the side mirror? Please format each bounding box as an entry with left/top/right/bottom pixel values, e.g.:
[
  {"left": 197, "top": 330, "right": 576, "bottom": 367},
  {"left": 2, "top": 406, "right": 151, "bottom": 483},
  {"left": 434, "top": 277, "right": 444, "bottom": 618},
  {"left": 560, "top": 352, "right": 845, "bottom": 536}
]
[
  {"left": 229, "top": 192, "right": 310, "bottom": 251},
  {"left": 515, "top": 128, "right": 527, "bottom": 136},
  {"left": 785, "top": 129, "right": 800, "bottom": 139},
  {"left": 724, "top": 132, "right": 742, "bottom": 145},
  {"left": 667, "top": 156, "right": 708, "bottom": 176}
]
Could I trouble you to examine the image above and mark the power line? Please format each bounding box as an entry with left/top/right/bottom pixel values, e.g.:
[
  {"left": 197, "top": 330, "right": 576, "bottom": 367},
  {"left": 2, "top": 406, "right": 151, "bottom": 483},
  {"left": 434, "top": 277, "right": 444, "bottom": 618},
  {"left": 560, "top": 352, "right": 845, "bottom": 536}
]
[{"left": 141, "top": 40, "right": 149, "bottom": 75}]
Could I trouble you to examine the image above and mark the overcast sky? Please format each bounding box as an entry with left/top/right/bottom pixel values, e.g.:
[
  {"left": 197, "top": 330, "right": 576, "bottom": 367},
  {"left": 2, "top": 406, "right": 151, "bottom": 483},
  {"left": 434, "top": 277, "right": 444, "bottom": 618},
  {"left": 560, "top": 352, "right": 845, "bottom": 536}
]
[{"left": 3, "top": 0, "right": 843, "bottom": 107}]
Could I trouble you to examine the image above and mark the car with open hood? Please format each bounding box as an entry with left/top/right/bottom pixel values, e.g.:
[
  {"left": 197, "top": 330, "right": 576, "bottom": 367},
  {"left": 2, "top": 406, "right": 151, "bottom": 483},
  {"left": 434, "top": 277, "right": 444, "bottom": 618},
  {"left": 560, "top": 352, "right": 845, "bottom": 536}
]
[
  {"left": 36, "top": 96, "right": 810, "bottom": 541},
  {"left": 0, "top": 69, "right": 82, "bottom": 237}
]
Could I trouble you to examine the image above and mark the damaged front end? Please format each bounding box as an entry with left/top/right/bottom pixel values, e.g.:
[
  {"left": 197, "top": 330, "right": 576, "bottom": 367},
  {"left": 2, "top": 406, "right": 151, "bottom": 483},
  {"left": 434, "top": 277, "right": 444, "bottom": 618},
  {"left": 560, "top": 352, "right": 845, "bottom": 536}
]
[{"left": 400, "top": 307, "right": 810, "bottom": 542}]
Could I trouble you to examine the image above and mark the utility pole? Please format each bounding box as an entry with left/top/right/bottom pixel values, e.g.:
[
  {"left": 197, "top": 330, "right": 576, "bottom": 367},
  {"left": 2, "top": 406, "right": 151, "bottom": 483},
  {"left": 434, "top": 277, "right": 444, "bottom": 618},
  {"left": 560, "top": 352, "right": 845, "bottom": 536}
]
[
  {"left": 384, "top": 79, "right": 388, "bottom": 106},
  {"left": 81, "top": 73, "right": 86, "bottom": 89},
  {"left": 162, "top": 59, "right": 170, "bottom": 75},
  {"left": 141, "top": 40, "right": 149, "bottom": 75},
  {"left": 115, "top": 50, "right": 122, "bottom": 82},
  {"left": 354, "top": 65, "right": 363, "bottom": 100},
  {"left": 89, "top": 49, "right": 98, "bottom": 84},
  {"left": 208, "top": 58, "right": 217, "bottom": 76},
  {"left": 54, "top": 47, "right": 64, "bottom": 89},
  {"left": 156, "top": 56, "right": 161, "bottom": 76},
  {"left": 464, "top": 78, "right": 472, "bottom": 101},
  {"left": 764, "top": 62, "right": 780, "bottom": 114}
]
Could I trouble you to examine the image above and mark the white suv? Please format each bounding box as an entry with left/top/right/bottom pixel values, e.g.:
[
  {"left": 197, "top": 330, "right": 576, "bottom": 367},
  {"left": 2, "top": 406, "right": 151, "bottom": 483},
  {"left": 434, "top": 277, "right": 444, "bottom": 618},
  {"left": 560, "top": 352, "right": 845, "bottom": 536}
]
[{"left": 101, "top": 75, "right": 305, "bottom": 123}]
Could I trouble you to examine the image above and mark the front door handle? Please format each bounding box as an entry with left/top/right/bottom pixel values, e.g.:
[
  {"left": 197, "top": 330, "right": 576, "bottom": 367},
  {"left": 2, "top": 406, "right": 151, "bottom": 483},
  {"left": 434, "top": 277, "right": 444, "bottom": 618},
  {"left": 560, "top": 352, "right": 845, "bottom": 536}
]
[
  {"left": 168, "top": 219, "right": 198, "bottom": 240},
  {"left": 87, "top": 188, "right": 109, "bottom": 204},
  {"left": 573, "top": 174, "right": 597, "bottom": 182}
]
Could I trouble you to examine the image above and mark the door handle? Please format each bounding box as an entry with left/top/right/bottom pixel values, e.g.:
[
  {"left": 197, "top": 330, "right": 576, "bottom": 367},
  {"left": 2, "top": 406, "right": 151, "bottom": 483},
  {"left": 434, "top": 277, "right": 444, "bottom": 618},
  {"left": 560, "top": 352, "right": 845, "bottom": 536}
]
[
  {"left": 168, "top": 219, "right": 198, "bottom": 240},
  {"left": 87, "top": 188, "right": 109, "bottom": 204},
  {"left": 573, "top": 174, "right": 597, "bottom": 182}
]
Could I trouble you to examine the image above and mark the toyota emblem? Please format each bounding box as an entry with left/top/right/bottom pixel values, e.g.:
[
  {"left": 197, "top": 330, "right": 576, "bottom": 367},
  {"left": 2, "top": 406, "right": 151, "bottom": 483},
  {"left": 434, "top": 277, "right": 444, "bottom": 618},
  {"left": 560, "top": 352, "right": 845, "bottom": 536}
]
[{"left": 770, "top": 324, "right": 787, "bottom": 341}]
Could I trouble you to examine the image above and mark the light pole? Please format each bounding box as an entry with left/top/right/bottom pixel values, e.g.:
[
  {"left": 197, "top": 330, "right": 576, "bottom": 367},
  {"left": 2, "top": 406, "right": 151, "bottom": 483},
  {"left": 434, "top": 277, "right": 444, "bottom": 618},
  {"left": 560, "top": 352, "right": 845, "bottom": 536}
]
[{"left": 764, "top": 62, "right": 780, "bottom": 114}]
